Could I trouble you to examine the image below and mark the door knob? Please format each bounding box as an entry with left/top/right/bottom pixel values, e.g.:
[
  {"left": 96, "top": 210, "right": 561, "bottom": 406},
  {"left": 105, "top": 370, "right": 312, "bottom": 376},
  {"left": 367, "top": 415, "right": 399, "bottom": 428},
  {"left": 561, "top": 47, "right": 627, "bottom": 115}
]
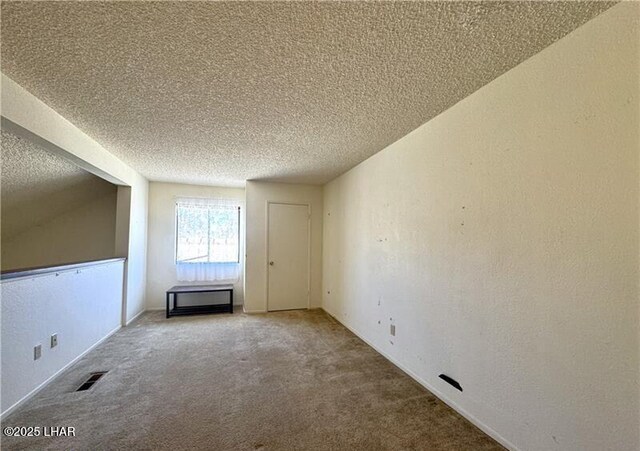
[{"left": 269, "top": 261, "right": 274, "bottom": 266}]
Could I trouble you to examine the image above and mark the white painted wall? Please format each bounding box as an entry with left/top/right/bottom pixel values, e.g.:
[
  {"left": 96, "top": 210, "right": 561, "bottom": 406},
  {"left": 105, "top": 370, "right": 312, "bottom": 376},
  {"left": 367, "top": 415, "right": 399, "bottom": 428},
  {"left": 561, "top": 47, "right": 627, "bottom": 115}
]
[
  {"left": 1, "top": 74, "right": 148, "bottom": 323},
  {"left": 322, "top": 4, "right": 639, "bottom": 451},
  {"left": 124, "top": 179, "right": 148, "bottom": 322},
  {"left": 146, "top": 182, "right": 245, "bottom": 309},
  {"left": 2, "top": 191, "right": 118, "bottom": 270},
  {"left": 1, "top": 259, "right": 124, "bottom": 416},
  {"left": 245, "top": 181, "right": 323, "bottom": 312}
]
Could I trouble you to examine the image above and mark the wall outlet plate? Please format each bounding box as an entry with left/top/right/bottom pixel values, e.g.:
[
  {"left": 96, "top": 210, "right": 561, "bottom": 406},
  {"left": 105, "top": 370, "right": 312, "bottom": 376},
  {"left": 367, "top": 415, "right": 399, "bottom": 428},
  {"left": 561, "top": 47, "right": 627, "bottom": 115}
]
[
  {"left": 390, "top": 324, "right": 396, "bottom": 336},
  {"left": 51, "top": 334, "right": 58, "bottom": 348},
  {"left": 34, "top": 344, "right": 42, "bottom": 360}
]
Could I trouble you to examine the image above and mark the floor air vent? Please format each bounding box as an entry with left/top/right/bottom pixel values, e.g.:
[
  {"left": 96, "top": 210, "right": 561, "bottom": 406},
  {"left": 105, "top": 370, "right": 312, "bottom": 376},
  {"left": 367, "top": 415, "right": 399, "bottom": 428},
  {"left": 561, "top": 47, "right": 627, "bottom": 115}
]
[{"left": 76, "top": 371, "right": 107, "bottom": 391}]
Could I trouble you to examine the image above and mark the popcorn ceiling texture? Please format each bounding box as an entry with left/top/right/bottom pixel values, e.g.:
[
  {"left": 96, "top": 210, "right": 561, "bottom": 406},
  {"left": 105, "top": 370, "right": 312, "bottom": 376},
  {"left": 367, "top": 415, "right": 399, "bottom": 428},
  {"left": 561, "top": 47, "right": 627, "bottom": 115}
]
[
  {"left": 0, "top": 1, "right": 614, "bottom": 187},
  {"left": 1, "top": 130, "right": 116, "bottom": 239}
]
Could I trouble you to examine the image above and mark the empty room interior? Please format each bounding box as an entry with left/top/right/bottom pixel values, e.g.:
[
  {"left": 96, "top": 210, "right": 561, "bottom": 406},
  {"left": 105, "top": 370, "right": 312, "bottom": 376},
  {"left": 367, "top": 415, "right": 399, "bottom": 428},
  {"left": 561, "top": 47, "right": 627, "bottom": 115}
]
[{"left": 1, "top": 1, "right": 639, "bottom": 450}]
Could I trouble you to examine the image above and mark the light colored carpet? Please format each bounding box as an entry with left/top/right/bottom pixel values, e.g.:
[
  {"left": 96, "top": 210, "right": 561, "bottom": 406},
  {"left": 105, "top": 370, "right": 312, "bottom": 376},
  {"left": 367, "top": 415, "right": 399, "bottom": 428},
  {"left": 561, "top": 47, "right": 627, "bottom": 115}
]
[{"left": 2, "top": 309, "right": 502, "bottom": 450}]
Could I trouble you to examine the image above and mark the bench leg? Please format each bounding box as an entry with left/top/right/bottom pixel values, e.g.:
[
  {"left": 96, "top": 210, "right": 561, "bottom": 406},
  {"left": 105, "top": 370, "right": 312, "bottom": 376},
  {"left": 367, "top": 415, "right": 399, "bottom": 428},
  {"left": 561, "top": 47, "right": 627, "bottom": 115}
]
[
  {"left": 230, "top": 289, "right": 233, "bottom": 314},
  {"left": 166, "top": 292, "right": 170, "bottom": 318}
]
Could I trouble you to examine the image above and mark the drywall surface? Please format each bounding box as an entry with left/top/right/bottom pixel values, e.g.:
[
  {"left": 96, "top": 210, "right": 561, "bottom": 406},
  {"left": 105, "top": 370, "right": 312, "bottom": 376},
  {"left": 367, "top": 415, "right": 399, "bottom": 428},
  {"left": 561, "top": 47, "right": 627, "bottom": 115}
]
[
  {"left": 245, "top": 181, "right": 323, "bottom": 312},
  {"left": 146, "top": 182, "right": 245, "bottom": 310},
  {"left": 322, "top": 3, "right": 639, "bottom": 451},
  {"left": 2, "top": 191, "right": 117, "bottom": 270},
  {"left": 1, "top": 74, "right": 148, "bottom": 324},
  {"left": 1, "top": 259, "right": 124, "bottom": 416},
  {"left": 124, "top": 177, "right": 148, "bottom": 322}
]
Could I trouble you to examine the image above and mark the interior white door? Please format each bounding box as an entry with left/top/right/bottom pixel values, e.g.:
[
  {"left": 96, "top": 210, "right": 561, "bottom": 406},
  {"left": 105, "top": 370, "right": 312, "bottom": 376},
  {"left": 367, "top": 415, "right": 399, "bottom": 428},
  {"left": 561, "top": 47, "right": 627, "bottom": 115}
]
[{"left": 267, "top": 203, "right": 310, "bottom": 311}]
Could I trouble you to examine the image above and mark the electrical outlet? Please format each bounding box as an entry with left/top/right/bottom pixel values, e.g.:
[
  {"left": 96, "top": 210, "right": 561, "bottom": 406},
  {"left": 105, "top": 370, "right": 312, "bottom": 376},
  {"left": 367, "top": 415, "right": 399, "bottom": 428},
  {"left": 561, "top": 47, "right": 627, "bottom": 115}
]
[
  {"left": 390, "top": 324, "right": 396, "bottom": 336},
  {"left": 51, "top": 334, "right": 58, "bottom": 348},
  {"left": 34, "top": 344, "right": 42, "bottom": 360}
]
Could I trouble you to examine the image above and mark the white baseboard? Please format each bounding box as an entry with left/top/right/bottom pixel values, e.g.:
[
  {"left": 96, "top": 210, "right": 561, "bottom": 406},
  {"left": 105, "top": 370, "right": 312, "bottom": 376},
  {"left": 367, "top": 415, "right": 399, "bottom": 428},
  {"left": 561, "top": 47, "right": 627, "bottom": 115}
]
[
  {"left": 126, "top": 308, "right": 146, "bottom": 325},
  {"left": 242, "top": 308, "right": 267, "bottom": 314},
  {"left": 1, "top": 324, "right": 122, "bottom": 419},
  {"left": 321, "top": 308, "right": 519, "bottom": 451}
]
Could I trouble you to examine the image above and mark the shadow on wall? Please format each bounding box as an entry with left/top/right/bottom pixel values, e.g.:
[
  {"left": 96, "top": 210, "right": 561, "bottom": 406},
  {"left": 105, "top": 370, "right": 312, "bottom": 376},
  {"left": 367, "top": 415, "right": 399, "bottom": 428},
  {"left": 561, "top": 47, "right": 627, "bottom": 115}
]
[{"left": 0, "top": 128, "right": 122, "bottom": 271}]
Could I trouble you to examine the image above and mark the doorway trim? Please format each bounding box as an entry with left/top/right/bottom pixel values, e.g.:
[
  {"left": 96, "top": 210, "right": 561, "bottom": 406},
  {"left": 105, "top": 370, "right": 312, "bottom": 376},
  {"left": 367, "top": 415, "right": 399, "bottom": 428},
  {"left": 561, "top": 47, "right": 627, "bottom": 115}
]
[{"left": 265, "top": 201, "right": 311, "bottom": 312}]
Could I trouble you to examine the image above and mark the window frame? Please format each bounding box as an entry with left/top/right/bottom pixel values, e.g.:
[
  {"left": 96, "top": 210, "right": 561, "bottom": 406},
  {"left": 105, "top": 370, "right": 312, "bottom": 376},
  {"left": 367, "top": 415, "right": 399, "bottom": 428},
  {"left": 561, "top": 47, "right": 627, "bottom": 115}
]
[{"left": 174, "top": 201, "right": 241, "bottom": 265}]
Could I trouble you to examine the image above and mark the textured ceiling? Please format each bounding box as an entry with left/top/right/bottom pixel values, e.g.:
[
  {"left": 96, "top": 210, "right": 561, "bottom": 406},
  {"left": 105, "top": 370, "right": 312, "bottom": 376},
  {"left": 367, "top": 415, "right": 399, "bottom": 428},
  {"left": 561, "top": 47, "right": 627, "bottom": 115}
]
[
  {"left": 0, "top": 1, "right": 614, "bottom": 187},
  {"left": 1, "top": 130, "right": 116, "bottom": 239}
]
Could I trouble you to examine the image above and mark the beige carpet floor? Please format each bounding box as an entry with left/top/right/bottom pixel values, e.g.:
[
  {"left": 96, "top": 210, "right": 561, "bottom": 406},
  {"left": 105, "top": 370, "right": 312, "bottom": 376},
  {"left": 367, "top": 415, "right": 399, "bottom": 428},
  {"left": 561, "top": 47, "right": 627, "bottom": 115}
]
[{"left": 2, "top": 309, "right": 502, "bottom": 450}]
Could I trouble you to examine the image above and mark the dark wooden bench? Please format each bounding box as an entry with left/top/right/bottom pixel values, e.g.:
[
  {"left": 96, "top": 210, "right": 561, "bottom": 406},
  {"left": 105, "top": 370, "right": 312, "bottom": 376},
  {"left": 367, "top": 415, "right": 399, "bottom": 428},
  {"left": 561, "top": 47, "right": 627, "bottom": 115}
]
[{"left": 166, "top": 285, "right": 233, "bottom": 318}]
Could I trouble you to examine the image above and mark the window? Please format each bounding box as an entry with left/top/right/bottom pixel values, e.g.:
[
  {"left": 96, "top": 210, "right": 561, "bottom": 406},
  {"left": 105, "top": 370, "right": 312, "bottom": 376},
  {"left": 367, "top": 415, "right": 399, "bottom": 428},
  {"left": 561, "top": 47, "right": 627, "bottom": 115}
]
[{"left": 176, "top": 200, "right": 240, "bottom": 264}]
